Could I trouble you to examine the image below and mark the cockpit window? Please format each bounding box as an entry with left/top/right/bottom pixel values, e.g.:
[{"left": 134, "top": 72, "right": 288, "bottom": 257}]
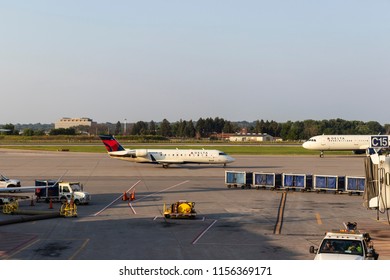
[{"left": 219, "top": 152, "right": 227, "bottom": 156}]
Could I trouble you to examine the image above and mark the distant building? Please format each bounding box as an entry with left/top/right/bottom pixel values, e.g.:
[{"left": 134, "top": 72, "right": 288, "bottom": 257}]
[
  {"left": 55, "top": 117, "right": 97, "bottom": 130},
  {"left": 229, "top": 133, "right": 274, "bottom": 142}
]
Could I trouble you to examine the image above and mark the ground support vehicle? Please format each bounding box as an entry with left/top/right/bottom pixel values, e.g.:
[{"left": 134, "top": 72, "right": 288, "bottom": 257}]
[
  {"left": 0, "top": 194, "right": 29, "bottom": 205},
  {"left": 163, "top": 200, "right": 196, "bottom": 219},
  {"left": 0, "top": 174, "right": 21, "bottom": 191},
  {"left": 225, "top": 171, "right": 253, "bottom": 189},
  {"left": 309, "top": 222, "right": 379, "bottom": 260},
  {"left": 60, "top": 201, "right": 77, "bottom": 217},
  {"left": 2, "top": 200, "right": 19, "bottom": 214},
  {"left": 35, "top": 180, "right": 91, "bottom": 205}
]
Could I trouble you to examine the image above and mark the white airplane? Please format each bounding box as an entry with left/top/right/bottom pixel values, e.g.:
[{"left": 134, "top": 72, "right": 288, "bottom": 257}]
[
  {"left": 302, "top": 134, "right": 389, "bottom": 157},
  {"left": 99, "top": 135, "right": 235, "bottom": 168}
]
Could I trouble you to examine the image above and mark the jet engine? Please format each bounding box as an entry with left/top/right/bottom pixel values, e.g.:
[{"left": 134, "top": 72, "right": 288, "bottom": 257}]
[{"left": 135, "top": 149, "right": 148, "bottom": 157}]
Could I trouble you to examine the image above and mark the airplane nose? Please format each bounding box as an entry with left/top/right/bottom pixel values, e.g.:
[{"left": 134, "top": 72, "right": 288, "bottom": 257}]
[
  {"left": 228, "top": 156, "right": 235, "bottom": 163},
  {"left": 302, "top": 142, "right": 308, "bottom": 148}
]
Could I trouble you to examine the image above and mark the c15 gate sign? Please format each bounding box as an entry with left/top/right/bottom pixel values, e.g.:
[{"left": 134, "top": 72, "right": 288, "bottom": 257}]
[{"left": 370, "top": 136, "right": 389, "bottom": 148}]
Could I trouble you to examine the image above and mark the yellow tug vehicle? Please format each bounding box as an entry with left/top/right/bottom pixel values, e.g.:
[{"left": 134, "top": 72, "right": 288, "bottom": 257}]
[{"left": 163, "top": 200, "right": 196, "bottom": 219}]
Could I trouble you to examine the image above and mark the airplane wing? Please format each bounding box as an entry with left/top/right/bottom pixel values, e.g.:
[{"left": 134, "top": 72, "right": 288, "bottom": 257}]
[
  {"left": 0, "top": 185, "right": 53, "bottom": 192},
  {"left": 147, "top": 153, "right": 184, "bottom": 164},
  {"left": 0, "top": 172, "right": 67, "bottom": 193}
]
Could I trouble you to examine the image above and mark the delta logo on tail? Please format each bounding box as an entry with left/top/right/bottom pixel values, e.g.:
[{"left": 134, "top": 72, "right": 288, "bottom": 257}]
[
  {"left": 100, "top": 135, "right": 125, "bottom": 152},
  {"left": 98, "top": 135, "right": 235, "bottom": 168}
]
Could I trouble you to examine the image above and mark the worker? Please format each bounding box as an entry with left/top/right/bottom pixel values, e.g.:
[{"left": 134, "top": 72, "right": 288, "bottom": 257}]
[
  {"left": 348, "top": 241, "right": 362, "bottom": 253},
  {"left": 322, "top": 241, "right": 335, "bottom": 252}
]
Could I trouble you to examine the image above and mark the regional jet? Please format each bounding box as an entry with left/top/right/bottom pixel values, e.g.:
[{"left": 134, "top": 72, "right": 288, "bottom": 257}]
[
  {"left": 302, "top": 134, "right": 389, "bottom": 157},
  {"left": 99, "top": 135, "right": 235, "bottom": 168}
]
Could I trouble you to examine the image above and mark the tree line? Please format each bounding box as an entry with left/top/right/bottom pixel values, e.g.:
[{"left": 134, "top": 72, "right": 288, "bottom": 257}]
[
  {"left": 89, "top": 118, "right": 390, "bottom": 140},
  {"left": 1, "top": 118, "right": 389, "bottom": 141}
]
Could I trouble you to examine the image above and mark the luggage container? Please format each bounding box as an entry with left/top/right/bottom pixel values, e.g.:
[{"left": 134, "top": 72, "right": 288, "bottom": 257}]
[
  {"left": 345, "top": 176, "right": 365, "bottom": 195},
  {"left": 225, "top": 171, "right": 253, "bottom": 189},
  {"left": 313, "top": 175, "right": 345, "bottom": 193},
  {"left": 282, "top": 173, "right": 312, "bottom": 191},
  {"left": 253, "top": 172, "right": 282, "bottom": 190}
]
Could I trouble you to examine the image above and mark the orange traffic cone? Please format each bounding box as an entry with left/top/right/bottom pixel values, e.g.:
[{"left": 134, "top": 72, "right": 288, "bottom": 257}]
[
  {"left": 49, "top": 199, "right": 53, "bottom": 209},
  {"left": 130, "top": 191, "right": 135, "bottom": 201},
  {"left": 122, "top": 192, "right": 128, "bottom": 201}
]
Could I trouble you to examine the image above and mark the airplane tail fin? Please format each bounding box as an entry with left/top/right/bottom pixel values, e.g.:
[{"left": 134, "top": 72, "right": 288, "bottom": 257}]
[{"left": 99, "top": 135, "right": 125, "bottom": 152}]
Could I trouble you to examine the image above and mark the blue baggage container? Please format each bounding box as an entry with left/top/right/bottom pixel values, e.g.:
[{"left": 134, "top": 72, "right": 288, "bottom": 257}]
[
  {"left": 313, "top": 175, "right": 345, "bottom": 193},
  {"left": 282, "top": 173, "right": 312, "bottom": 191},
  {"left": 225, "top": 171, "right": 253, "bottom": 188},
  {"left": 345, "top": 176, "right": 365, "bottom": 195},
  {"left": 253, "top": 172, "right": 282, "bottom": 190}
]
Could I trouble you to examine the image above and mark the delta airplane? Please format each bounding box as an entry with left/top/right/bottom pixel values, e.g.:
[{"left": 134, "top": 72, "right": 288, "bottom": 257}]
[
  {"left": 99, "top": 135, "right": 235, "bottom": 168},
  {"left": 302, "top": 134, "right": 389, "bottom": 157}
]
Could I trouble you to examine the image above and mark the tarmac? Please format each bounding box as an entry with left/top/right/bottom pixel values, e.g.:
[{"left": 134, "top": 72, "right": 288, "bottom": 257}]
[{"left": 0, "top": 149, "right": 390, "bottom": 260}]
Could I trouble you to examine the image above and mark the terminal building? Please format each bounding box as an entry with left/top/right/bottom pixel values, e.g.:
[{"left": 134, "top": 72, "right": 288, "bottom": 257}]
[{"left": 55, "top": 118, "right": 97, "bottom": 130}]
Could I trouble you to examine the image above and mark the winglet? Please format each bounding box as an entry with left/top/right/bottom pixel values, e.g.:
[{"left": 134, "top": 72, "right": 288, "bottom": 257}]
[{"left": 99, "top": 135, "right": 125, "bottom": 152}]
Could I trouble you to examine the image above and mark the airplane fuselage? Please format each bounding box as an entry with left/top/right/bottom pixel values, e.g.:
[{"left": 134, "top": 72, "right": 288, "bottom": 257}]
[
  {"left": 303, "top": 135, "right": 370, "bottom": 151},
  {"left": 108, "top": 148, "right": 235, "bottom": 165},
  {"left": 302, "top": 134, "right": 390, "bottom": 157},
  {"left": 99, "top": 134, "right": 235, "bottom": 167}
]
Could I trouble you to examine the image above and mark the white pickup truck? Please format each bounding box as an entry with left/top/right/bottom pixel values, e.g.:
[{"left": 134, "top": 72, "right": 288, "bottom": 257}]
[
  {"left": 0, "top": 174, "right": 22, "bottom": 204},
  {"left": 309, "top": 223, "right": 379, "bottom": 260},
  {"left": 0, "top": 174, "right": 21, "bottom": 190}
]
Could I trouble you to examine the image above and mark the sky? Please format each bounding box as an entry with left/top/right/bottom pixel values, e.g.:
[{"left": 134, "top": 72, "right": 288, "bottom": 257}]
[{"left": 1, "top": 1, "right": 389, "bottom": 125}]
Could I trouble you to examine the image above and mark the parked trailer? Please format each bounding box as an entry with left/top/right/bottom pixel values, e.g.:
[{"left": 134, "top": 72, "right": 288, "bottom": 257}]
[
  {"left": 313, "top": 175, "right": 345, "bottom": 193},
  {"left": 225, "top": 171, "right": 253, "bottom": 189},
  {"left": 345, "top": 176, "right": 365, "bottom": 195},
  {"left": 253, "top": 172, "right": 282, "bottom": 190},
  {"left": 282, "top": 173, "right": 312, "bottom": 191}
]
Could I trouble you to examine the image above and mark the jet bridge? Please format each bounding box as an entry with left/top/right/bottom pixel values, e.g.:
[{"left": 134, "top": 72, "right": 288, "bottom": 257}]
[{"left": 364, "top": 153, "right": 390, "bottom": 221}]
